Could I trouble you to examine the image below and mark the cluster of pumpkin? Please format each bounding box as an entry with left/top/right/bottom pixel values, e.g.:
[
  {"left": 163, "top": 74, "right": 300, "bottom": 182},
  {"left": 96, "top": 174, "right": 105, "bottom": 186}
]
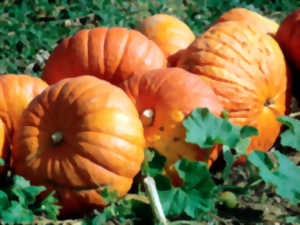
[{"left": 0, "top": 7, "right": 299, "bottom": 218}]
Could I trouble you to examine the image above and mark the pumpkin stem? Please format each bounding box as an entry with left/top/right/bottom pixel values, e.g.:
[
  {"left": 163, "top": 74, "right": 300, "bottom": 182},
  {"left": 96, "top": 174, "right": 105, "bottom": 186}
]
[
  {"left": 144, "top": 177, "right": 168, "bottom": 225},
  {"left": 51, "top": 131, "right": 64, "bottom": 146}
]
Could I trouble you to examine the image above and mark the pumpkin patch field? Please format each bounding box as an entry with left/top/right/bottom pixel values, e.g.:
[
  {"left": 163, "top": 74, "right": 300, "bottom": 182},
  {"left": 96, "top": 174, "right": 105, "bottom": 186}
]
[{"left": 1, "top": 0, "right": 300, "bottom": 224}]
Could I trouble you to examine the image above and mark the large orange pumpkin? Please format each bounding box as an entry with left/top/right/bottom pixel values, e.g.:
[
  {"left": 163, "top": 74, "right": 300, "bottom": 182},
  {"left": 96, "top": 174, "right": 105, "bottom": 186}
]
[
  {"left": 0, "top": 74, "right": 48, "bottom": 173},
  {"left": 12, "top": 75, "right": 145, "bottom": 217},
  {"left": 177, "top": 22, "right": 290, "bottom": 163},
  {"left": 136, "top": 14, "right": 195, "bottom": 65},
  {"left": 120, "top": 68, "right": 223, "bottom": 184},
  {"left": 42, "top": 27, "right": 166, "bottom": 85},
  {"left": 214, "top": 8, "right": 279, "bottom": 35},
  {"left": 276, "top": 8, "right": 300, "bottom": 71}
]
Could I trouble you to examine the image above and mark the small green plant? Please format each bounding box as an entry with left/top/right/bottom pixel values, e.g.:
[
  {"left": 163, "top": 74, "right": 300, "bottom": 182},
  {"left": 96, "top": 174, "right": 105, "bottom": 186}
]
[{"left": 0, "top": 166, "right": 61, "bottom": 224}]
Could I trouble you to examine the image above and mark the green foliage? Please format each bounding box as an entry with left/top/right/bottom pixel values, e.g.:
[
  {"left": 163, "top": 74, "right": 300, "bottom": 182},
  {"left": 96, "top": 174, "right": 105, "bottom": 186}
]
[
  {"left": 277, "top": 116, "right": 300, "bottom": 151},
  {"left": 142, "top": 148, "right": 166, "bottom": 177},
  {"left": 83, "top": 187, "right": 153, "bottom": 225},
  {"left": 248, "top": 150, "right": 300, "bottom": 205},
  {"left": 0, "top": 175, "right": 60, "bottom": 224},
  {"left": 155, "top": 159, "right": 216, "bottom": 219}
]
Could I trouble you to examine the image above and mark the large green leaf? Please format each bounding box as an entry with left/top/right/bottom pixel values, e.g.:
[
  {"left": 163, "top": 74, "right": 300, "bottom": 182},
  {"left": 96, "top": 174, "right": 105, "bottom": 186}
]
[{"left": 248, "top": 151, "right": 300, "bottom": 205}]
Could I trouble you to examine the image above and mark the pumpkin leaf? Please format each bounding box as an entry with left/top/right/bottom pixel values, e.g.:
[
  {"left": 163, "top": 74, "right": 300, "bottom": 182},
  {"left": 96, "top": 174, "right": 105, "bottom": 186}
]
[
  {"left": 33, "top": 191, "right": 61, "bottom": 220},
  {"left": 0, "top": 157, "right": 4, "bottom": 166},
  {"left": 155, "top": 159, "right": 216, "bottom": 219},
  {"left": 142, "top": 148, "right": 166, "bottom": 177},
  {"left": 222, "top": 146, "right": 234, "bottom": 181},
  {"left": 248, "top": 150, "right": 300, "bottom": 205},
  {"left": 286, "top": 216, "right": 300, "bottom": 223},
  {"left": 1, "top": 201, "right": 34, "bottom": 224},
  {"left": 277, "top": 116, "right": 300, "bottom": 151},
  {"left": 184, "top": 108, "right": 247, "bottom": 148},
  {"left": 0, "top": 191, "right": 9, "bottom": 210},
  {"left": 9, "top": 175, "right": 45, "bottom": 207}
]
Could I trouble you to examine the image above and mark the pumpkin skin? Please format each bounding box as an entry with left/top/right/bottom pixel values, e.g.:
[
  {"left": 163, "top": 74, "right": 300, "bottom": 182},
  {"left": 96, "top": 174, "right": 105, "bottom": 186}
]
[
  {"left": 276, "top": 8, "right": 300, "bottom": 71},
  {"left": 0, "top": 119, "right": 6, "bottom": 174},
  {"left": 136, "top": 14, "right": 195, "bottom": 65},
  {"left": 0, "top": 74, "right": 48, "bottom": 173},
  {"left": 12, "top": 75, "right": 145, "bottom": 217},
  {"left": 41, "top": 27, "right": 166, "bottom": 85},
  {"left": 120, "top": 68, "right": 223, "bottom": 184},
  {"left": 214, "top": 8, "right": 279, "bottom": 35},
  {"left": 177, "top": 22, "right": 290, "bottom": 163}
]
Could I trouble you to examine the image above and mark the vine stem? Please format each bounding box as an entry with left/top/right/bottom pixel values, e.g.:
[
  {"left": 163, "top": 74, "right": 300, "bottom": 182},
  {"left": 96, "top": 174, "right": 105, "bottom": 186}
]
[
  {"left": 143, "top": 176, "right": 168, "bottom": 225},
  {"left": 289, "top": 111, "right": 300, "bottom": 118}
]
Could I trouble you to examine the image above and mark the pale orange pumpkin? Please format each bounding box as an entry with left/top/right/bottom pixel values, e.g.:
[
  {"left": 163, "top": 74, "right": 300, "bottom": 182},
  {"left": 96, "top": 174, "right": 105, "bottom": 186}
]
[
  {"left": 177, "top": 22, "right": 291, "bottom": 163},
  {"left": 137, "top": 14, "right": 195, "bottom": 66},
  {"left": 42, "top": 27, "right": 166, "bottom": 85},
  {"left": 0, "top": 74, "right": 48, "bottom": 173},
  {"left": 214, "top": 8, "right": 279, "bottom": 35},
  {"left": 120, "top": 68, "right": 223, "bottom": 184},
  {"left": 12, "top": 75, "right": 145, "bottom": 217}
]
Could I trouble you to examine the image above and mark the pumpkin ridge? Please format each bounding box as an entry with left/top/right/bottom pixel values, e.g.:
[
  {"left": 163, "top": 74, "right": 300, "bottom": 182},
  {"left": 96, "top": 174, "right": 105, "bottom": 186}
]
[
  {"left": 205, "top": 27, "right": 271, "bottom": 82},
  {"left": 73, "top": 143, "right": 136, "bottom": 179},
  {"left": 110, "top": 29, "right": 131, "bottom": 82},
  {"left": 76, "top": 127, "right": 144, "bottom": 150},
  {"left": 73, "top": 154, "right": 133, "bottom": 184},
  {"left": 104, "top": 28, "right": 129, "bottom": 81},
  {"left": 76, "top": 136, "right": 142, "bottom": 165},
  {"left": 202, "top": 32, "right": 252, "bottom": 66},
  {"left": 197, "top": 68, "right": 257, "bottom": 95},
  {"left": 97, "top": 27, "right": 108, "bottom": 76},
  {"left": 200, "top": 35, "right": 264, "bottom": 83}
]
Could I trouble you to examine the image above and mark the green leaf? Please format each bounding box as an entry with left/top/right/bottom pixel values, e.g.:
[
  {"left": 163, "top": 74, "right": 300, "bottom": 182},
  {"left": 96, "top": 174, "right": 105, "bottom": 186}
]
[
  {"left": 33, "top": 191, "right": 61, "bottom": 220},
  {"left": 240, "top": 126, "right": 258, "bottom": 139},
  {"left": 100, "top": 186, "right": 119, "bottom": 203},
  {"left": 183, "top": 108, "right": 241, "bottom": 148},
  {"left": 142, "top": 148, "right": 166, "bottom": 177},
  {"left": 248, "top": 151, "right": 300, "bottom": 205},
  {"left": 0, "top": 191, "right": 9, "bottom": 210},
  {"left": 286, "top": 216, "right": 300, "bottom": 223},
  {"left": 0, "top": 157, "right": 4, "bottom": 166},
  {"left": 10, "top": 175, "right": 45, "bottom": 206},
  {"left": 277, "top": 116, "right": 300, "bottom": 151},
  {"left": 222, "top": 146, "right": 234, "bottom": 181},
  {"left": 155, "top": 159, "right": 216, "bottom": 219},
  {"left": 1, "top": 201, "right": 34, "bottom": 224}
]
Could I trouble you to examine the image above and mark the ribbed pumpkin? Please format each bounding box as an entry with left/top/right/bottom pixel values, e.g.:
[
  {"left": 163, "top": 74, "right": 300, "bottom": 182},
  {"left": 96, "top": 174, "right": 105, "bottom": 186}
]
[
  {"left": 136, "top": 14, "right": 195, "bottom": 65},
  {"left": 0, "top": 74, "right": 48, "bottom": 173},
  {"left": 42, "top": 27, "right": 166, "bottom": 85},
  {"left": 214, "top": 8, "right": 279, "bottom": 35},
  {"left": 276, "top": 8, "right": 300, "bottom": 71},
  {"left": 12, "top": 76, "right": 145, "bottom": 217},
  {"left": 177, "top": 22, "right": 290, "bottom": 163},
  {"left": 120, "top": 68, "right": 223, "bottom": 184}
]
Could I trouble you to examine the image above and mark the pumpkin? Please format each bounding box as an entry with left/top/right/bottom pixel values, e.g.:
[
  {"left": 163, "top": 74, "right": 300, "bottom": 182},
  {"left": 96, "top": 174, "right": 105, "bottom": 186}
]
[
  {"left": 42, "top": 27, "right": 166, "bottom": 85},
  {"left": 12, "top": 75, "right": 145, "bottom": 217},
  {"left": 136, "top": 14, "right": 195, "bottom": 66},
  {"left": 120, "top": 68, "right": 223, "bottom": 185},
  {"left": 276, "top": 8, "right": 300, "bottom": 71},
  {"left": 0, "top": 119, "right": 6, "bottom": 174},
  {"left": 0, "top": 74, "right": 48, "bottom": 173},
  {"left": 177, "top": 22, "right": 290, "bottom": 163},
  {"left": 214, "top": 8, "right": 279, "bottom": 35}
]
